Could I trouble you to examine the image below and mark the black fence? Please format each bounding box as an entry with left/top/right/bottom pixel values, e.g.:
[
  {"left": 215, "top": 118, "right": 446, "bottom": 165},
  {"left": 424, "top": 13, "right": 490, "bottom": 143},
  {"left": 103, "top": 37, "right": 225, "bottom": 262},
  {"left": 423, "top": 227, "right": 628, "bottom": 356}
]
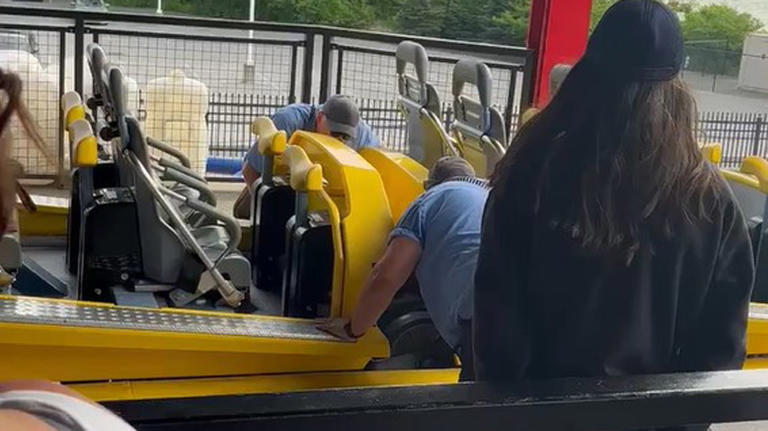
[
  {"left": 106, "top": 369, "right": 768, "bottom": 430},
  {"left": 0, "top": 4, "right": 532, "bottom": 179},
  {"left": 699, "top": 112, "right": 767, "bottom": 168}
]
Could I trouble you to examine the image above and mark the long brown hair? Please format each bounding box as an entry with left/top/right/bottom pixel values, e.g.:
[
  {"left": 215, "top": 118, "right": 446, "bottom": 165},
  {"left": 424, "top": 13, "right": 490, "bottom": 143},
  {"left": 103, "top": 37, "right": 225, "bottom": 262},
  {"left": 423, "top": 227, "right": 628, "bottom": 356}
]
[
  {"left": 492, "top": 60, "right": 721, "bottom": 263},
  {"left": 0, "top": 68, "right": 49, "bottom": 232}
]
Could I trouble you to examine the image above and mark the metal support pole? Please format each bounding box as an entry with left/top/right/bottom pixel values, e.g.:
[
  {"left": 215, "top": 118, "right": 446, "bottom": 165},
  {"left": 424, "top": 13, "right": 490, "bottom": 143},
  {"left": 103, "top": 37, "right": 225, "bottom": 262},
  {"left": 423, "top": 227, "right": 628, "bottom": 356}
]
[
  {"left": 319, "top": 34, "right": 332, "bottom": 103},
  {"left": 73, "top": 17, "right": 85, "bottom": 97},
  {"left": 156, "top": 0, "right": 162, "bottom": 14},
  {"left": 247, "top": 0, "right": 255, "bottom": 66},
  {"left": 753, "top": 115, "right": 764, "bottom": 156},
  {"left": 300, "top": 32, "right": 315, "bottom": 103}
]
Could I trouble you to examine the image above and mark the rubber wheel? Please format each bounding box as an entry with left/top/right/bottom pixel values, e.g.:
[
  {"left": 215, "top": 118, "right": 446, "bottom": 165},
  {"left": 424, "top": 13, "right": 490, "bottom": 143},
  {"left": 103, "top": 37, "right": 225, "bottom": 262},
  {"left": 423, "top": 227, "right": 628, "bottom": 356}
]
[{"left": 369, "top": 311, "right": 455, "bottom": 370}]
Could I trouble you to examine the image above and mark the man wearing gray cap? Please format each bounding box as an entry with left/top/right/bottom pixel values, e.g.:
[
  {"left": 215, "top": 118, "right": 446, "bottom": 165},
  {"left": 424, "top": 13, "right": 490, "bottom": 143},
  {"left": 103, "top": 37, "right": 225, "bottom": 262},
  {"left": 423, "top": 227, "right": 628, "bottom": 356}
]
[
  {"left": 235, "top": 96, "right": 380, "bottom": 218},
  {"left": 318, "top": 157, "right": 488, "bottom": 381}
]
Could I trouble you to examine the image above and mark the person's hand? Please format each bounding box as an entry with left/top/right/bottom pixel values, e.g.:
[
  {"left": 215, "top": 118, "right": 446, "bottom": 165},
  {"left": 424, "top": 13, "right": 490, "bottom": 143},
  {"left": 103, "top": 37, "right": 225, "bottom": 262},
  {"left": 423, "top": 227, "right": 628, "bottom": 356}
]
[{"left": 315, "top": 318, "right": 360, "bottom": 342}]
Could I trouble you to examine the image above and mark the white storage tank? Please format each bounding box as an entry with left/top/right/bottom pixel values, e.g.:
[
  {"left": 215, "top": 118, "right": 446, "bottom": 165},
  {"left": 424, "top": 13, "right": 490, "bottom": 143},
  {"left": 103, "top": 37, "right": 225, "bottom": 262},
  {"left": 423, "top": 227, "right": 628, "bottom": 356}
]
[
  {"left": 144, "top": 70, "right": 209, "bottom": 175},
  {"left": 738, "top": 33, "right": 768, "bottom": 94},
  {"left": 122, "top": 75, "right": 140, "bottom": 117},
  {"left": 0, "top": 50, "right": 59, "bottom": 176}
]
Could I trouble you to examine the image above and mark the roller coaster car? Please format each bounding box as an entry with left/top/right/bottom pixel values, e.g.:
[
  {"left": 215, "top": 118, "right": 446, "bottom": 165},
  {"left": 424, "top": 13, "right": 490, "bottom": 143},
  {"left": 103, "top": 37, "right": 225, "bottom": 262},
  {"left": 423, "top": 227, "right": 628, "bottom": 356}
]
[
  {"left": 0, "top": 128, "right": 457, "bottom": 403},
  {"left": 247, "top": 117, "right": 447, "bottom": 367},
  {"left": 701, "top": 144, "right": 768, "bottom": 369}
]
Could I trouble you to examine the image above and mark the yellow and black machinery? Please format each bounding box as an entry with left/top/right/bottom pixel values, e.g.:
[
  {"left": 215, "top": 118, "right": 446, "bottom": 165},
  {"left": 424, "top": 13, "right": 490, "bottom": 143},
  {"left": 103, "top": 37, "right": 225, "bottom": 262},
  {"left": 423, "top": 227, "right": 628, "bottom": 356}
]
[
  {"left": 4, "top": 40, "right": 768, "bottom": 408},
  {"left": 0, "top": 43, "right": 459, "bottom": 402}
]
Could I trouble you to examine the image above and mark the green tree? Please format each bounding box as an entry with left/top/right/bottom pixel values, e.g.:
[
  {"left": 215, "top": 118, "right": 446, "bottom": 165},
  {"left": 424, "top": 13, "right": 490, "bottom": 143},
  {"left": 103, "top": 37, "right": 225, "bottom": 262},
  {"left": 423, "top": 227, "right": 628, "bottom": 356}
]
[
  {"left": 682, "top": 5, "right": 763, "bottom": 48},
  {"left": 485, "top": 0, "right": 529, "bottom": 45},
  {"left": 395, "top": 0, "right": 448, "bottom": 37},
  {"left": 682, "top": 5, "right": 763, "bottom": 75}
]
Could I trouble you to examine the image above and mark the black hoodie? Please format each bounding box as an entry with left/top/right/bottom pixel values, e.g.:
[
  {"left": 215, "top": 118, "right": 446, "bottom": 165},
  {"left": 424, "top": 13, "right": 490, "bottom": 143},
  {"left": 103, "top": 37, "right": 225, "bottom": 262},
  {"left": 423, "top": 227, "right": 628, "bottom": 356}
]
[{"left": 473, "top": 174, "right": 755, "bottom": 428}]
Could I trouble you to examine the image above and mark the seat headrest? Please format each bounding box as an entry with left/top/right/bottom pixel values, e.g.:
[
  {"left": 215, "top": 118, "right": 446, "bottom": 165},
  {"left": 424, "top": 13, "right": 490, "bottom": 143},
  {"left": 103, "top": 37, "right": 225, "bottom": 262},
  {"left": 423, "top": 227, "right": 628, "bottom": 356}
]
[
  {"left": 252, "top": 117, "right": 287, "bottom": 156},
  {"left": 396, "top": 41, "right": 429, "bottom": 82},
  {"left": 283, "top": 145, "right": 323, "bottom": 192},
  {"left": 452, "top": 59, "right": 493, "bottom": 109}
]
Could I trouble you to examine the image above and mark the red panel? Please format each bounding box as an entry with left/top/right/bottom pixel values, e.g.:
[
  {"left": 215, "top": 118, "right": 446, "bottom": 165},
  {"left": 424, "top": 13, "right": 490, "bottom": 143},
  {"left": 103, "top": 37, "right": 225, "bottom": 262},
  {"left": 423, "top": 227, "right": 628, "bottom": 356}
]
[{"left": 526, "top": 0, "right": 592, "bottom": 106}]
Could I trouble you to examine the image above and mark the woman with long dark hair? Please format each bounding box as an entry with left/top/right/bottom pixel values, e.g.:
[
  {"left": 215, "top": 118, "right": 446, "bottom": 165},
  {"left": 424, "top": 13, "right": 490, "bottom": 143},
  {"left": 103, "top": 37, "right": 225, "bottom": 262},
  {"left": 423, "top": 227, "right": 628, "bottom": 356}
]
[{"left": 473, "top": 0, "right": 755, "bottom": 382}]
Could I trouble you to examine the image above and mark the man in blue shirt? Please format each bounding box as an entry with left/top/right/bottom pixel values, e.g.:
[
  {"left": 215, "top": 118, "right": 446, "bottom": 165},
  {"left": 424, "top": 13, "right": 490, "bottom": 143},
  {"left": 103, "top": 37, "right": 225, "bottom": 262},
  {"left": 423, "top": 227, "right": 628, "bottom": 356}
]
[
  {"left": 318, "top": 157, "right": 488, "bottom": 380},
  {"left": 234, "top": 96, "right": 380, "bottom": 218}
]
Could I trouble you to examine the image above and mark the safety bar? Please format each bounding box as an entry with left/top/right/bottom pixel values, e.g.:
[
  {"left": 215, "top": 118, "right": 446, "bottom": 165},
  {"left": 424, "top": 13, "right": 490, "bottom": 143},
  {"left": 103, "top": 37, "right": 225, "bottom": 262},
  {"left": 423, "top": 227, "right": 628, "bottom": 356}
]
[
  {"left": 148, "top": 137, "right": 193, "bottom": 168},
  {"left": 741, "top": 157, "right": 768, "bottom": 194},
  {"left": 157, "top": 164, "right": 217, "bottom": 206},
  {"left": 123, "top": 116, "right": 243, "bottom": 306},
  {"left": 154, "top": 156, "right": 205, "bottom": 181},
  {"left": 127, "top": 150, "right": 244, "bottom": 307},
  {"left": 452, "top": 59, "right": 493, "bottom": 109}
]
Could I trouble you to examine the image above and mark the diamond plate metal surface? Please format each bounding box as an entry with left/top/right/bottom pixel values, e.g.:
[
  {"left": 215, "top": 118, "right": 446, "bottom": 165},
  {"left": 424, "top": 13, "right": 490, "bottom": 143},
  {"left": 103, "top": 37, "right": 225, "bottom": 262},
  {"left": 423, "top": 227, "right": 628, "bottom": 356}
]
[{"left": 0, "top": 297, "right": 336, "bottom": 341}]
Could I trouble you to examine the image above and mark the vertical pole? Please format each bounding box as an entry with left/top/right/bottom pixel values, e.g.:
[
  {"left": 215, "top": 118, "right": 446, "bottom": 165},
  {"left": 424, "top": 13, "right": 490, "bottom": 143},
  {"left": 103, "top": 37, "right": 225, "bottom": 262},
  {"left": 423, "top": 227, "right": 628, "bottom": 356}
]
[
  {"left": 156, "top": 0, "right": 162, "bottom": 14},
  {"left": 58, "top": 31, "right": 68, "bottom": 184},
  {"left": 335, "top": 48, "right": 344, "bottom": 95},
  {"left": 247, "top": 0, "right": 255, "bottom": 66},
  {"left": 318, "top": 34, "right": 332, "bottom": 103},
  {"left": 301, "top": 32, "right": 315, "bottom": 103},
  {"left": 503, "top": 66, "right": 518, "bottom": 140},
  {"left": 74, "top": 18, "right": 85, "bottom": 98},
  {"left": 288, "top": 45, "right": 298, "bottom": 103},
  {"left": 754, "top": 115, "right": 764, "bottom": 156}
]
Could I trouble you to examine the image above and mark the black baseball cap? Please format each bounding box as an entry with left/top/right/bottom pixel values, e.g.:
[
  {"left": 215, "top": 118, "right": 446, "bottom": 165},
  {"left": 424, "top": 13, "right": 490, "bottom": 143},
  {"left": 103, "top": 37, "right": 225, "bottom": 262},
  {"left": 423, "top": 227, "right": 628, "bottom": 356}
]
[
  {"left": 584, "top": 0, "right": 684, "bottom": 82},
  {"left": 320, "top": 95, "right": 360, "bottom": 139}
]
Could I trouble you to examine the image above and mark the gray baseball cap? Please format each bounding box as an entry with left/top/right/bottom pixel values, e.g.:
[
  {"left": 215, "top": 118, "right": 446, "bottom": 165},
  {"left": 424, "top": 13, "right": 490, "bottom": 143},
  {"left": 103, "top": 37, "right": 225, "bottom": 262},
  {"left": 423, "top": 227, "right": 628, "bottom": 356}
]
[{"left": 320, "top": 95, "right": 359, "bottom": 140}]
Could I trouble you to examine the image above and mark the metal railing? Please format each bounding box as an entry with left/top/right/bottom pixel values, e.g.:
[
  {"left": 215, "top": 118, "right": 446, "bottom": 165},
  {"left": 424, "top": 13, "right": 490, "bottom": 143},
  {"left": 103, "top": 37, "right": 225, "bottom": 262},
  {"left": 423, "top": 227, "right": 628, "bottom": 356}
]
[
  {"left": 0, "top": 4, "right": 533, "bottom": 179},
  {"left": 699, "top": 112, "right": 767, "bottom": 168},
  {"left": 105, "top": 369, "right": 768, "bottom": 430}
]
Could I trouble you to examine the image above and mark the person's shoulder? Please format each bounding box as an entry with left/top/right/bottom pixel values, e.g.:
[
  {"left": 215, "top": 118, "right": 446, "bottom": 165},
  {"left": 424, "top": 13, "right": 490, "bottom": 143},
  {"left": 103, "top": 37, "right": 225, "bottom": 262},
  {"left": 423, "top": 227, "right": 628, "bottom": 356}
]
[
  {"left": 432, "top": 180, "right": 489, "bottom": 196},
  {"left": 278, "top": 103, "right": 314, "bottom": 115}
]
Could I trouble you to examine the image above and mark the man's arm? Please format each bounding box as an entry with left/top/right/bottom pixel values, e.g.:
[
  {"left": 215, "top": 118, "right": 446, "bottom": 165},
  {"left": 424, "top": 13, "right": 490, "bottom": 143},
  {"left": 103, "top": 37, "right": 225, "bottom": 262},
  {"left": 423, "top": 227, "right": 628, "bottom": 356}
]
[
  {"left": 242, "top": 163, "right": 260, "bottom": 190},
  {"left": 349, "top": 237, "right": 421, "bottom": 336}
]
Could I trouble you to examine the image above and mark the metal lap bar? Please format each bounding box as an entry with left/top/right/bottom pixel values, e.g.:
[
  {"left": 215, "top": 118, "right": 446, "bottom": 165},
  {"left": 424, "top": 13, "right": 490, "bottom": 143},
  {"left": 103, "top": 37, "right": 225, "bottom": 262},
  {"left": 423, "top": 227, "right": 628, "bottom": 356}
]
[
  {"left": 0, "top": 296, "right": 335, "bottom": 341},
  {"left": 126, "top": 151, "right": 243, "bottom": 306},
  {"left": 106, "top": 369, "right": 768, "bottom": 430}
]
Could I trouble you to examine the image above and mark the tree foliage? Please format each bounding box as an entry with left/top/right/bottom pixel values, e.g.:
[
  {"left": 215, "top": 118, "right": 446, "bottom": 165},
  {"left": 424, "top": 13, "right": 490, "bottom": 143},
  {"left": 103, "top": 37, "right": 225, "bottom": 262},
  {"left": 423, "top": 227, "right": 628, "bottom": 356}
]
[{"left": 110, "top": 0, "right": 764, "bottom": 59}]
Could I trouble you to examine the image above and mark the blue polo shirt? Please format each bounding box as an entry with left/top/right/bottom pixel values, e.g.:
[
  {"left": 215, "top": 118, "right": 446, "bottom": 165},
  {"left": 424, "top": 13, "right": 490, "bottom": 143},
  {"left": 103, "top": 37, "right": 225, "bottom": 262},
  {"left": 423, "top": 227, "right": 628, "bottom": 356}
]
[
  {"left": 390, "top": 180, "right": 488, "bottom": 348},
  {"left": 244, "top": 103, "right": 380, "bottom": 173}
]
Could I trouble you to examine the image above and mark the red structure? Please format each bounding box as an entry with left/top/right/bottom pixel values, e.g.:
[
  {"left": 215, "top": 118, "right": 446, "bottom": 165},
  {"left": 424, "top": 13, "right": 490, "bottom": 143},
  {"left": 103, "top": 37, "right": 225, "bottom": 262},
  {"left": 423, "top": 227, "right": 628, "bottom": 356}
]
[{"left": 527, "top": 0, "right": 593, "bottom": 106}]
